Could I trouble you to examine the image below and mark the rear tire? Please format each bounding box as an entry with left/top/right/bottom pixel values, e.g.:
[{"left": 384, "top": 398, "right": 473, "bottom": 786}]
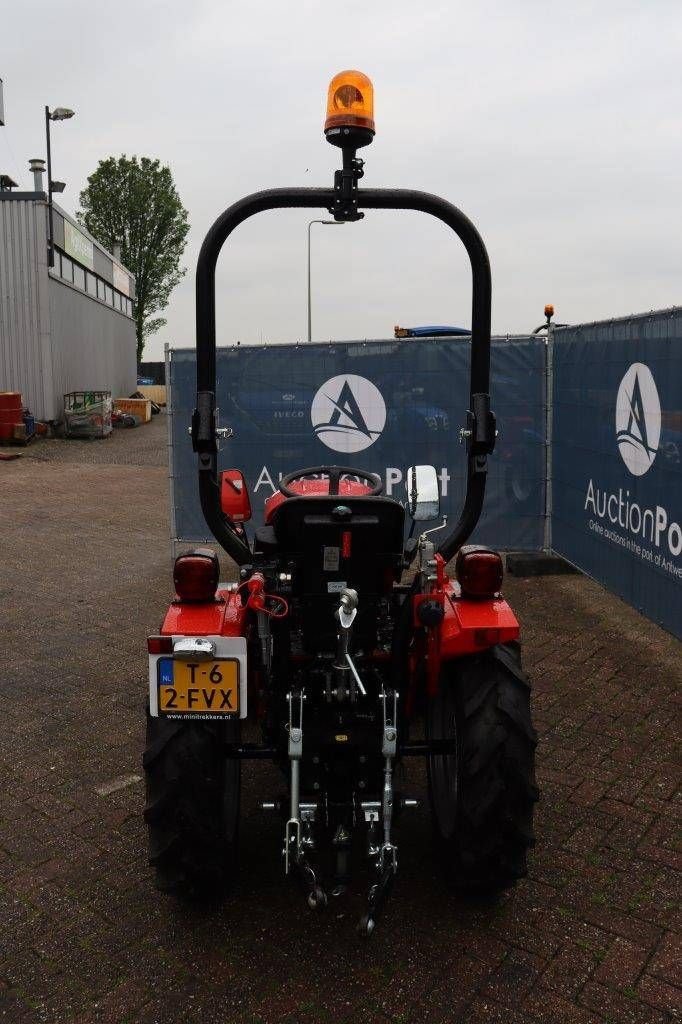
[
  {"left": 426, "top": 642, "right": 538, "bottom": 889},
  {"left": 143, "top": 714, "right": 240, "bottom": 900}
]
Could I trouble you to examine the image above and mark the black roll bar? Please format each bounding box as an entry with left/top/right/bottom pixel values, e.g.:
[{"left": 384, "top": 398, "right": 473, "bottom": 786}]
[{"left": 193, "top": 187, "right": 495, "bottom": 566}]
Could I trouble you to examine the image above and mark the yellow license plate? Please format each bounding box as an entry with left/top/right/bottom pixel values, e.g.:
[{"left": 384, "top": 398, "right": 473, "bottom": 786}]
[{"left": 157, "top": 657, "right": 239, "bottom": 717}]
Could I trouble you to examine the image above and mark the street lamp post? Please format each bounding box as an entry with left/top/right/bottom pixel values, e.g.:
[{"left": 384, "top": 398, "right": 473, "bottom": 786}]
[
  {"left": 45, "top": 105, "right": 75, "bottom": 268},
  {"left": 307, "top": 218, "right": 344, "bottom": 343}
]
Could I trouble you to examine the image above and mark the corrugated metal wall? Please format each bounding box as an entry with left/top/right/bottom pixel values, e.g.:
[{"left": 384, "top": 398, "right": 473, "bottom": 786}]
[
  {"left": 48, "top": 278, "right": 136, "bottom": 410},
  {"left": 0, "top": 195, "right": 137, "bottom": 419},
  {"left": 0, "top": 197, "right": 53, "bottom": 417}
]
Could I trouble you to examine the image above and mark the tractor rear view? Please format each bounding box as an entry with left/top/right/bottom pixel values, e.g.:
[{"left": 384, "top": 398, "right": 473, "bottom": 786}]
[{"left": 143, "top": 70, "right": 538, "bottom": 934}]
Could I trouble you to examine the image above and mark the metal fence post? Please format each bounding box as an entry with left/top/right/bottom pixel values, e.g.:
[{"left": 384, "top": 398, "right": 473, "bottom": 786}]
[{"left": 543, "top": 323, "right": 554, "bottom": 553}]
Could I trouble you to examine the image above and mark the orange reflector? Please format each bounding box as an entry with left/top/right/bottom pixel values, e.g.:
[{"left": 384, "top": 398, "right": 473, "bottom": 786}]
[{"left": 325, "top": 70, "right": 375, "bottom": 134}]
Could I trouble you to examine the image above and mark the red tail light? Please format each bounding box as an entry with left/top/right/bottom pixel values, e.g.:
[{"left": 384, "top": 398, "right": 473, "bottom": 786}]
[
  {"left": 147, "top": 635, "right": 173, "bottom": 654},
  {"left": 173, "top": 548, "right": 219, "bottom": 603},
  {"left": 456, "top": 546, "right": 503, "bottom": 598}
]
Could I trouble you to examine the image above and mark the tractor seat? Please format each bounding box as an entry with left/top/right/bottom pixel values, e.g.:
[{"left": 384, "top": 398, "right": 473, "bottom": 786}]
[{"left": 255, "top": 494, "right": 406, "bottom": 595}]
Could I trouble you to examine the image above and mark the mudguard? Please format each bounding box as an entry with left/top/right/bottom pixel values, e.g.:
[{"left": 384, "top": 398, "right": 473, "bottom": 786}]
[
  {"left": 160, "top": 587, "right": 248, "bottom": 637},
  {"left": 413, "top": 581, "right": 519, "bottom": 698}
]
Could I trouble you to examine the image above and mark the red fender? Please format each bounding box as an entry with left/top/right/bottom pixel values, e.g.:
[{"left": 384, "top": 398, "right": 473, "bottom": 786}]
[
  {"left": 410, "top": 555, "right": 519, "bottom": 702},
  {"left": 160, "top": 587, "right": 248, "bottom": 637}
]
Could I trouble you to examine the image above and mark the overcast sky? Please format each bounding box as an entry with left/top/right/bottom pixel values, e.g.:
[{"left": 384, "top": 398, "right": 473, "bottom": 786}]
[{"left": 2, "top": 1, "right": 681, "bottom": 360}]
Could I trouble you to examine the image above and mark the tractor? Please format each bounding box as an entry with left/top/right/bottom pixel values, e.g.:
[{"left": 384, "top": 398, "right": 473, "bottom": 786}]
[{"left": 143, "top": 70, "right": 538, "bottom": 934}]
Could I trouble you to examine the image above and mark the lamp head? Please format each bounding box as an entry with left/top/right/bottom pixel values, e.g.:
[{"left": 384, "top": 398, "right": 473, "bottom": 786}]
[
  {"left": 324, "top": 70, "right": 374, "bottom": 150},
  {"left": 50, "top": 107, "right": 75, "bottom": 121}
]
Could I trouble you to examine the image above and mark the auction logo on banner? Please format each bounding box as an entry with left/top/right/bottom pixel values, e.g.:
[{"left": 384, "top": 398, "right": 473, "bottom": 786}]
[
  {"left": 615, "top": 362, "right": 661, "bottom": 476},
  {"left": 584, "top": 359, "right": 681, "bottom": 571},
  {"left": 311, "top": 374, "right": 386, "bottom": 453}
]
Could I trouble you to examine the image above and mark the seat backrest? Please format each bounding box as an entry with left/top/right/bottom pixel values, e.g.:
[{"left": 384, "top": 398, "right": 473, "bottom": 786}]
[{"left": 271, "top": 495, "right": 405, "bottom": 598}]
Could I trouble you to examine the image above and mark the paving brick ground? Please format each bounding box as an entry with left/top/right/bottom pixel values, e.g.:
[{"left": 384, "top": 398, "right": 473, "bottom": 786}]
[{"left": 1, "top": 416, "right": 680, "bottom": 1023}]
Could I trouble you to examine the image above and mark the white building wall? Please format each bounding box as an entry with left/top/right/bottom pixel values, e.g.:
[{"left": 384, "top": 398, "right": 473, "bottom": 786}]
[
  {"left": 0, "top": 194, "right": 136, "bottom": 420},
  {"left": 48, "top": 277, "right": 136, "bottom": 414},
  {"left": 0, "top": 196, "right": 54, "bottom": 417}
]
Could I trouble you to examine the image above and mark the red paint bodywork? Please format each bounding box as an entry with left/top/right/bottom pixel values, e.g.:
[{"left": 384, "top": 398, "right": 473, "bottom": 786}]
[
  {"left": 264, "top": 478, "right": 373, "bottom": 524},
  {"left": 406, "top": 553, "right": 519, "bottom": 710},
  {"left": 220, "top": 469, "right": 252, "bottom": 522},
  {"left": 160, "top": 588, "right": 247, "bottom": 637},
  {"left": 440, "top": 588, "right": 519, "bottom": 657},
  {"left": 159, "top": 492, "right": 519, "bottom": 718}
]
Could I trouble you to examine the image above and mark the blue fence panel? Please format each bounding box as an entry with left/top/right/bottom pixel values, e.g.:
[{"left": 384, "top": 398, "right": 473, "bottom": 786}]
[
  {"left": 552, "top": 309, "right": 682, "bottom": 639},
  {"left": 169, "top": 336, "right": 546, "bottom": 553}
]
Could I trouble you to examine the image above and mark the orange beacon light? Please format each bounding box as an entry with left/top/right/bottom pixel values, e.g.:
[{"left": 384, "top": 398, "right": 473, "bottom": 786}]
[{"left": 324, "top": 70, "right": 375, "bottom": 150}]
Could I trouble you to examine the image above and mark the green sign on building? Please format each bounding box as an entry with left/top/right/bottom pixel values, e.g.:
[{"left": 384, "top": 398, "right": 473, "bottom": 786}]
[{"left": 64, "top": 220, "right": 94, "bottom": 270}]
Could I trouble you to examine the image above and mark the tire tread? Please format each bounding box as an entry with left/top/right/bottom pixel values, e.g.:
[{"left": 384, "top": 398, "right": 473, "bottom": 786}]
[
  {"left": 143, "top": 715, "right": 239, "bottom": 900},
  {"left": 428, "top": 643, "right": 538, "bottom": 889}
]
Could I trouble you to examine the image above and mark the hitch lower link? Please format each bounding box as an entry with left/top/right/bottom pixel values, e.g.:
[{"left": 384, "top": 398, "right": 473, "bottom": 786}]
[
  {"left": 358, "top": 688, "right": 399, "bottom": 937},
  {"left": 284, "top": 691, "right": 327, "bottom": 910}
]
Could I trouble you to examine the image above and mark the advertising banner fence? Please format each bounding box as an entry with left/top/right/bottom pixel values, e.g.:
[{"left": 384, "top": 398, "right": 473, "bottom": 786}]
[
  {"left": 551, "top": 309, "right": 682, "bottom": 638},
  {"left": 168, "top": 336, "right": 547, "bottom": 554},
  {"left": 167, "top": 309, "right": 681, "bottom": 638}
]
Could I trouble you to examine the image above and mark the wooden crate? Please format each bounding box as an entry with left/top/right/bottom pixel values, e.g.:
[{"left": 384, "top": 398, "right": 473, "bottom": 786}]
[
  {"left": 137, "top": 385, "right": 166, "bottom": 406},
  {"left": 114, "top": 398, "right": 152, "bottom": 423}
]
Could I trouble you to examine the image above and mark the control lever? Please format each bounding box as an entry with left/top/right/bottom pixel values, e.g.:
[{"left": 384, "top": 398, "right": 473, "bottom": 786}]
[
  {"left": 417, "top": 516, "right": 448, "bottom": 572},
  {"left": 419, "top": 515, "right": 448, "bottom": 543},
  {"left": 337, "top": 587, "right": 358, "bottom": 629},
  {"left": 334, "top": 589, "right": 366, "bottom": 697}
]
